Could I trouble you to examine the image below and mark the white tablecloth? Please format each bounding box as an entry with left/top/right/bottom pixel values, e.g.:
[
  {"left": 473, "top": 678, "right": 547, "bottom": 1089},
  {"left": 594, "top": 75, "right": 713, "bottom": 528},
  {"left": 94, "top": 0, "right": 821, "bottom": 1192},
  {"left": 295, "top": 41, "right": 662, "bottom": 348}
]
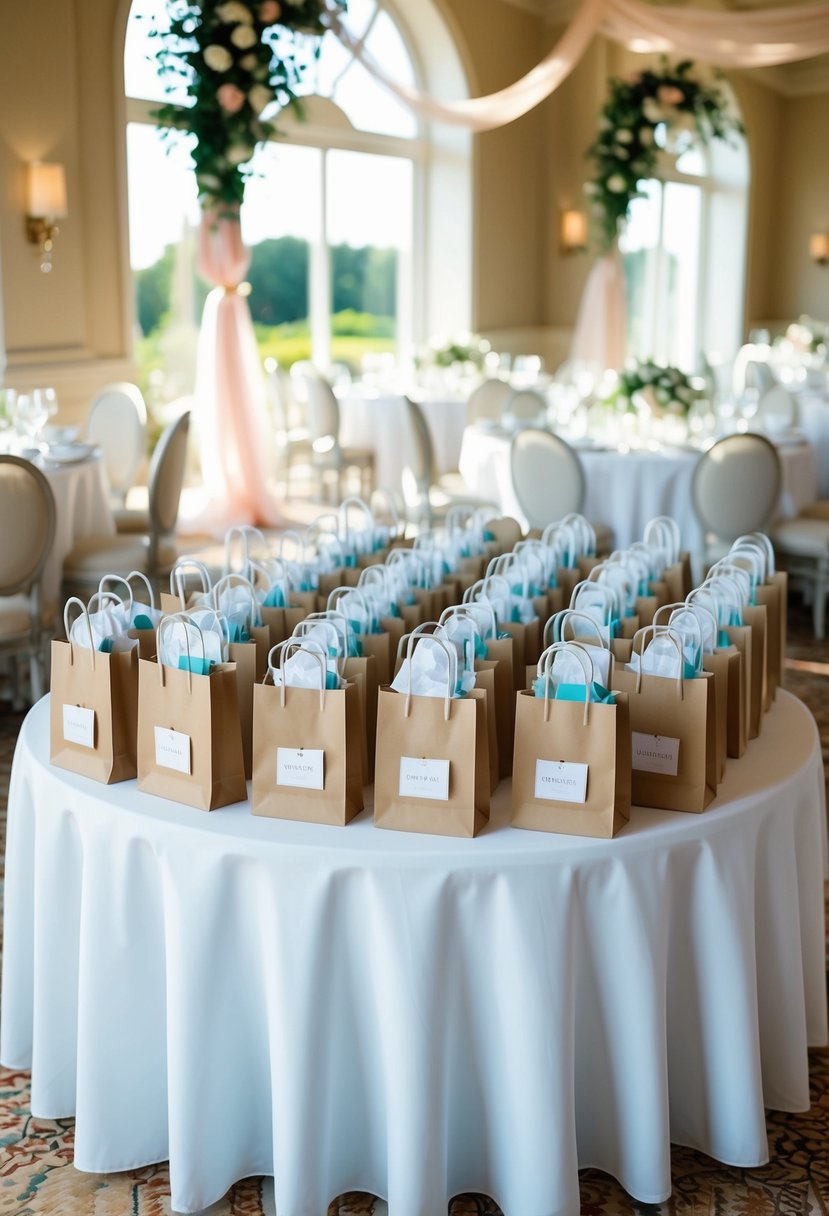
[
  {"left": 37, "top": 453, "right": 114, "bottom": 607},
  {"left": 795, "top": 391, "right": 829, "bottom": 496},
  {"left": 338, "top": 390, "right": 467, "bottom": 494},
  {"left": 459, "top": 428, "right": 817, "bottom": 551},
  {"left": 2, "top": 693, "right": 826, "bottom": 1215}
]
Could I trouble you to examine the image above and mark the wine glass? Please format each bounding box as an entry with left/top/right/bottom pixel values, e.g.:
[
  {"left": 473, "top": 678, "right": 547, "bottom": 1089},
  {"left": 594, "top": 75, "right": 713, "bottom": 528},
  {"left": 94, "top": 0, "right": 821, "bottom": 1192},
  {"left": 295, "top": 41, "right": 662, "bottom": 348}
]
[
  {"left": 0, "top": 388, "right": 16, "bottom": 451},
  {"left": 13, "top": 392, "right": 49, "bottom": 451}
]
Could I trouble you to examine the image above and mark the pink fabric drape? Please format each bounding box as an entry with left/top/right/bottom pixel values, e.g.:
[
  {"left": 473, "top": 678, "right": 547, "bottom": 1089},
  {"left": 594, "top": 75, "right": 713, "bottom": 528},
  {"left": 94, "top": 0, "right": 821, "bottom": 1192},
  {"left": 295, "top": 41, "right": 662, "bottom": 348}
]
[
  {"left": 195, "top": 213, "right": 284, "bottom": 529},
  {"left": 569, "top": 251, "right": 628, "bottom": 373},
  {"left": 325, "top": 0, "right": 829, "bottom": 130}
]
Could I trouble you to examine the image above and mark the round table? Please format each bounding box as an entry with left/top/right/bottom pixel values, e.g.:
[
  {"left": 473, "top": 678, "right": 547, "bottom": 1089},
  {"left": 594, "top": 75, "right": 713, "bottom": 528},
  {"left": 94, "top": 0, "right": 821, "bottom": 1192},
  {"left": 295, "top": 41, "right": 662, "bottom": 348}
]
[
  {"left": 459, "top": 427, "right": 817, "bottom": 551},
  {"left": 338, "top": 389, "right": 467, "bottom": 493},
  {"left": 1, "top": 694, "right": 826, "bottom": 1216}
]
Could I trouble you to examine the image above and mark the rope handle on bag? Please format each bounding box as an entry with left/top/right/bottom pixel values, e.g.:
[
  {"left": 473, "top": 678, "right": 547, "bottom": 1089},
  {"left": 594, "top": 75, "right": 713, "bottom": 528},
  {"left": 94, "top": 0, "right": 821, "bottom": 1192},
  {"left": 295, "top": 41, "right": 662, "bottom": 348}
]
[
  {"left": 643, "top": 516, "right": 681, "bottom": 564},
  {"left": 170, "top": 557, "right": 213, "bottom": 607},
  {"left": 326, "top": 586, "right": 373, "bottom": 634},
  {"left": 708, "top": 561, "right": 752, "bottom": 605},
  {"left": 544, "top": 609, "right": 607, "bottom": 651},
  {"left": 570, "top": 578, "right": 620, "bottom": 623},
  {"left": 211, "top": 572, "right": 262, "bottom": 629},
  {"left": 436, "top": 614, "right": 479, "bottom": 673},
  {"left": 157, "top": 613, "right": 208, "bottom": 694},
  {"left": 737, "top": 531, "right": 775, "bottom": 577},
  {"left": 536, "top": 641, "right": 594, "bottom": 726},
  {"left": 630, "top": 625, "right": 686, "bottom": 698},
  {"left": 560, "top": 513, "right": 596, "bottom": 556},
  {"left": 395, "top": 621, "right": 442, "bottom": 662},
  {"left": 97, "top": 575, "right": 135, "bottom": 620},
  {"left": 224, "top": 525, "right": 268, "bottom": 577},
  {"left": 401, "top": 631, "right": 458, "bottom": 722},
  {"left": 268, "top": 639, "right": 328, "bottom": 710},
  {"left": 652, "top": 604, "right": 704, "bottom": 673},
  {"left": 678, "top": 599, "right": 720, "bottom": 655},
  {"left": 63, "top": 596, "right": 96, "bottom": 668}
]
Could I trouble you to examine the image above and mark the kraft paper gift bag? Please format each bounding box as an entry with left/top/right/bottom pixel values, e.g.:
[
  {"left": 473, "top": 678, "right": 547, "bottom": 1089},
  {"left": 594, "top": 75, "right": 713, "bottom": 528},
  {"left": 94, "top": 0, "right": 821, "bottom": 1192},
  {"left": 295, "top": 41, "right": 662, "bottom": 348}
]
[
  {"left": 512, "top": 643, "right": 631, "bottom": 838},
  {"left": 611, "top": 628, "right": 717, "bottom": 814},
  {"left": 730, "top": 534, "right": 786, "bottom": 700},
  {"left": 374, "top": 636, "right": 490, "bottom": 838},
  {"left": 655, "top": 603, "right": 728, "bottom": 784},
  {"left": 251, "top": 646, "right": 363, "bottom": 826},
  {"left": 136, "top": 617, "right": 246, "bottom": 811},
  {"left": 50, "top": 598, "right": 138, "bottom": 784}
]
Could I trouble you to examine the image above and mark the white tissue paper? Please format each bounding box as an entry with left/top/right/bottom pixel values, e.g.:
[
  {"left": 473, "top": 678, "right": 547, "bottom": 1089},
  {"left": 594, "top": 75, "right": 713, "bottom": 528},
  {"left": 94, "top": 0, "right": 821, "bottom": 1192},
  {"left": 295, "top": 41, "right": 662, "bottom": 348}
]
[
  {"left": 391, "top": 637, "right": 468, "bottom": 698},
  {"left": 626, "top": 634, "right": 684, "bottom": 679}
]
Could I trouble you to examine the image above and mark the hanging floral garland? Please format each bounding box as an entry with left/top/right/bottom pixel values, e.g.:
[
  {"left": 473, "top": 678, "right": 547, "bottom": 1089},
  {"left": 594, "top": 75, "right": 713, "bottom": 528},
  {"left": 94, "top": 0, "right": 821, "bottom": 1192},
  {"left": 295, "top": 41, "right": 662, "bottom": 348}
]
[
  {"left": 151, "top": 0, "right": 346, "bottom": 212},
  {"left": 585, "top": 59, "right": 743, "bottom": 253}
]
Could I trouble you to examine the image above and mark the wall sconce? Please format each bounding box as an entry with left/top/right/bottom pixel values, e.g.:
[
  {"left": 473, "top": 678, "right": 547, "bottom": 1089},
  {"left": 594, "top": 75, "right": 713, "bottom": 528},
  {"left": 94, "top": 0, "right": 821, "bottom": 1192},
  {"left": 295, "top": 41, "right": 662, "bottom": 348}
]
[
  {"left": 25, "top": 162, "right": 67, "bottom": 273},
  {"left": 810, "top": 232, "right": 829, "bottom": 266},
  {"left": 560, "top": 209, "right": 588, "bottom": 255}
]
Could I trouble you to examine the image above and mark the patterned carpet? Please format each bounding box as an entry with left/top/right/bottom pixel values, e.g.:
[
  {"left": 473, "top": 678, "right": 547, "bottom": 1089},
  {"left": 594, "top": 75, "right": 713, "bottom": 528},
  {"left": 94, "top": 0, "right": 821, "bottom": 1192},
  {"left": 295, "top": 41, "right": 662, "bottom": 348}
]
[{"left": 0, "top": 599, "right": 827, "bottom": 1216}]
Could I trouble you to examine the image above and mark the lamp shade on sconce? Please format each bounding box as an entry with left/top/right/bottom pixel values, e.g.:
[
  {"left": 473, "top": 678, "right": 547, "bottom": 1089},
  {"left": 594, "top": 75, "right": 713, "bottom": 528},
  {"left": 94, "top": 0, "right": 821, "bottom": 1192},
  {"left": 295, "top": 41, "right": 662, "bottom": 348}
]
[
  {"left": 28, "top": 163, "right": 67, "bottom": 219},
  {"left": 561, "top": 209, "right": 588, "bottom": 253},
  {"left": 809, "top": 233, "right": 829, "bottom": 265}
]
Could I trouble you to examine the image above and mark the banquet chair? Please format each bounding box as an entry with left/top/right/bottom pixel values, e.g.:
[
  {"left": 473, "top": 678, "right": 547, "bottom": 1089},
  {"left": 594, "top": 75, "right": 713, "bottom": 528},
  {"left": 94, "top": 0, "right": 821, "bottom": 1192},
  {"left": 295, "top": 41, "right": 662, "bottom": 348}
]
[
  {"left": 299, "top": 369, "right": 375, "bottom": 501},
  {"left": 504, "top": 388, "right": 548, "bottom": 424},
  {"left": 0, "top": 456, "right": 56, "bottom": 704},
  {"left": 755, "top": 385, "right": 798, "bottom": 432},
  {"left": 402, "top": 396, "right": 494, "bottom": 529},
  {"left": 770, "top": 515, "right": 829, "bottom": 638},
  {"left": 466, "top": 378, "right": 512, "bottom": 423},
  {"left": 691, "top": 433, "right": 782, "bottom": 566},
  {"left": 63, "top": 411, "right": 191, "bottom": 598},
  {"left": 265, "top": 357, "right": 312, "bottom": 496},
  {"left": 86, "top": 382, "right": 148, "bottom": 509},
  {"left": 508, "top": 428, "right": 613, "bottom": 550}
]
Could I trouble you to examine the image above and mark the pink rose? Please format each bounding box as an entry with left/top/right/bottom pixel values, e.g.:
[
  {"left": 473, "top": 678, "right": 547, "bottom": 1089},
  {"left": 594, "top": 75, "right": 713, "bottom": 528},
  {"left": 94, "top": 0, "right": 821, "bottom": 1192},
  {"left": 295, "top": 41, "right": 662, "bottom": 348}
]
[
  {"left": 657, "top": 85, "right": 685, "bottom": 106},
  {"left": 217, "top": 82, "right": 246, "bottom": 113},
  {"left": 258, "top": 0, "right": 281, "bottom": 21}
]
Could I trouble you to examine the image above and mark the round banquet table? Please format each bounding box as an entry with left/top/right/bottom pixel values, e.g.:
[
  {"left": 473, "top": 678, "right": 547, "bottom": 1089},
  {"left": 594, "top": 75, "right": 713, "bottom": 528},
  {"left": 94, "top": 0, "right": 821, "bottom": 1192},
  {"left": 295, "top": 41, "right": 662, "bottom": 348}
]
[
  {"left": 1, "top": 693, "right": 826, "bottom": 1216},
  {"left": 458, "top": 427, "right": 817, "bottom": 552},
  {"left": 338, "top": 389, "right": 467, "bottom": 493}
]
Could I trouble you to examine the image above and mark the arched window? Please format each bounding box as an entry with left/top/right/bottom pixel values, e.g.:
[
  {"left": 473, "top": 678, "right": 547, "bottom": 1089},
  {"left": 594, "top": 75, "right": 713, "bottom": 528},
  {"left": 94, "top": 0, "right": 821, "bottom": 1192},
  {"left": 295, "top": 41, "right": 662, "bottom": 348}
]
[
  {"left": 123, "top": 0, "right": 471, "bottom": 404},
  {"left": 618, "top": 108, "right": 749, "bottom": 374}
]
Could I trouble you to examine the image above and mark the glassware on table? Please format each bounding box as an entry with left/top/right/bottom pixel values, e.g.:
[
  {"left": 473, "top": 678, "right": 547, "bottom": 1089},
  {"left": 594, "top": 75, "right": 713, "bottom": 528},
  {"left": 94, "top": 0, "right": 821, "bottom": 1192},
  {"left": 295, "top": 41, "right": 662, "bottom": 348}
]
[
  {"left": 0, "top": 388, "right": 17, "bottom": 451},
  {"left": 13, "top": 391, "right": 49, "bottom": 450}
]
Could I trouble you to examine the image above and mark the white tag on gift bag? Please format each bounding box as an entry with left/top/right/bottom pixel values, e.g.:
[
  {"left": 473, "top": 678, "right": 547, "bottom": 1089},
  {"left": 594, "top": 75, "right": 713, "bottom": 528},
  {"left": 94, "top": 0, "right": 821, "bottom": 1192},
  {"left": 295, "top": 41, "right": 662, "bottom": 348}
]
[
  {"left": 154, "top": 726, "right": 192, "bottom": 775},
  {"left": 534, "top": 759, "right": 588, "bottom": 803},
  {"left": 276, "top": 747, "right": 324, "bottom": 791},
  {"left": 399, "top": 756, "right": 450, "bottom": 801},
  {"left": 63, "top": 704, "right": 95, "bottom": 749},
  {"left": 632, "top": 732, "right": 680, "bottom": 776}
]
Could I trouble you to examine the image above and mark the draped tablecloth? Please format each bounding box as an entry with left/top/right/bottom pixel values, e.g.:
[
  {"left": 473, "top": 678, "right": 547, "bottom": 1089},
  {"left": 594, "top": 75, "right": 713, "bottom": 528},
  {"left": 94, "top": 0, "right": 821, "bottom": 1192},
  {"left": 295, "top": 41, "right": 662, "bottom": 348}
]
[
  {"left": 38, "top": 453, "right": 114, "bottom": 607},
  {"left": 1, "top": 693, "right": 826, "bottom": 1216},
  {"left": 338, "top": 389, "right": 467, "bottom": 495},
  {"left": 459, "top": 428, "right": 818, "bottom": 550}
]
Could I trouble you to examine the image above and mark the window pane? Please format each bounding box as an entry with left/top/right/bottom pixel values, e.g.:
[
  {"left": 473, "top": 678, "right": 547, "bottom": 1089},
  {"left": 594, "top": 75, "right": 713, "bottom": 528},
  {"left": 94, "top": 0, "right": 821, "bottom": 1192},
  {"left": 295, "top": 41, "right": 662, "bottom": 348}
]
[
  {"left": 326, "top": 149, "right": 412, "bottom": 369},
  {"left": 127, "top": 123, "right": 203, "bottom": 405},
  {"left": 241, "top": 143, "right": 320, "bottom": 367},
  {"left": 620, "top": 180, "right": 661, "bottom": 364},
  {"left": 660, "top": 181, "right": 702, "bottom": 370},
  {"left": 125, "top": 0, "right": 192, "bottom": 107}
]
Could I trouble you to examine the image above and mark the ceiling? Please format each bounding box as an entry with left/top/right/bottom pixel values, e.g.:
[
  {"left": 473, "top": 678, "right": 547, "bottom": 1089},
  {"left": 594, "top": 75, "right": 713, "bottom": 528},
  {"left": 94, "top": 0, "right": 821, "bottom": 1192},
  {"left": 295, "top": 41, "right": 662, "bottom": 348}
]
[{"left": 499, "top": 0, "right": 829, "bottom": 95}]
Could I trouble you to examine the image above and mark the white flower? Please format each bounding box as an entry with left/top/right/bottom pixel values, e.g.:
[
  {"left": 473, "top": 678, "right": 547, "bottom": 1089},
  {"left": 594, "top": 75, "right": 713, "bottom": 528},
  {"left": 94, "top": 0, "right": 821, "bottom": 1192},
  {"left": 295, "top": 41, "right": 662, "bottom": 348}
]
[
  {"left": 606, "top": 174, "right": 627, "bottom": 194},
  {"left": 614, "top": 146, "right": 630, "bottom": 160},
  {"left": 583, "top": 181, "right": 598, "bottom": 195},
  {"left": 216, "top": 1, "right": 253, "bottom": 22},
  {"left": 641, "top": 97, "right": 664, "bottom": 124},
  {"left": 656, "top": 387, "right": 670, "bottom": 404},
  {"left": 203, "top": 44, "right": 233, "bottom": 72},
  {"left": 639, "top": 127, "right": 653, "bottom": 146},
  {"left": 227, "top": 145, "right": 254, "bottom": 164},
  {"left": 248, "top": 83, "right": 273, "bottom": 114},
  {"left": 239, "top": 53, "right": 257, "bottom": 70},
  {"left": 197, "top": 173, "right": 222, "bottom": 190},
  {"left": 615, "top": 128, "right": 633, "bottom": 144},
  {"left": 230, "top": 23, "right": 258, "bottom": 48}
]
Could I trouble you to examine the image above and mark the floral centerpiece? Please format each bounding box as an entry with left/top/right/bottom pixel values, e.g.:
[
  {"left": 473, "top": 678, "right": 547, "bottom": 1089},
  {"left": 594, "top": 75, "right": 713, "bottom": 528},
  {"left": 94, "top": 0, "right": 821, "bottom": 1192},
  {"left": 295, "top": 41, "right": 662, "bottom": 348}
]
[
  {"left": 418, "top": 332, "right": 491, "bottom": 372},
  {"left": 605, "top": 360, "right": 703, "bottom": 416},
  {"left": 585, "top": 59, "right": 742, "bottom": 252},
  {"left": 151, "top": 0, "right": 346, "bottom": 211},
  {"left": 782, "top": 315, "right": 828, "bottom": 356}
]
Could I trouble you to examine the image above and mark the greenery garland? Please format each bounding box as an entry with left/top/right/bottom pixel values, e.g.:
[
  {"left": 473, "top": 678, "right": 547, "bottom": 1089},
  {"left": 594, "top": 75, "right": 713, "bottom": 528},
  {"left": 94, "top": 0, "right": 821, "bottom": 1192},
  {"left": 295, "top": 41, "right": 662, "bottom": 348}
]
[
  {"left": 604, "top": 360, "right": 703, "bottom": 416},
  {"left": 151, "top": 0, "right": 346, "bottom": 212},
  {"left": 585, "top": 59, "right": 743, "bottom": 253}
]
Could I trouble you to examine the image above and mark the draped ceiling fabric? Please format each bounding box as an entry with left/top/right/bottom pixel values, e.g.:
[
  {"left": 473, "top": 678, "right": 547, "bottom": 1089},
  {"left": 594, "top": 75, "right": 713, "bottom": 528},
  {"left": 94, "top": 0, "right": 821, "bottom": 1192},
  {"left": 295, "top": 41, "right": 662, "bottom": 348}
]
[
  {"left": 195, "top": 213, "right": 284, "bottom": 529},
  {"left": 200, "top": 0, "right": 829, "bottom": 523}
]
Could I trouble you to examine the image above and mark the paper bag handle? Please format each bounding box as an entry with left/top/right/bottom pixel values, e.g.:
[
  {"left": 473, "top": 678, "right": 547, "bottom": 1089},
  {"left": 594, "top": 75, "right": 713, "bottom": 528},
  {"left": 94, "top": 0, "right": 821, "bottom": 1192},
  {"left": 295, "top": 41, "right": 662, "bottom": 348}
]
[
  {"left": 737, "top": 531, "right": 775, "bottom": 577},
  {"left": 224, "top": 524, "right": 267, "bottom": 576},
  {"left": 708, "top": 560, "right": 752, "bottom": 604},
  {"left": 326, "top": 586, "right": 372, "bottom": 634},
  {"left": 269, "top": 639, "right": 328, "bottom": 710},
  {"left": 458, "top": 584, "right": 498, "bottom": 638},
  {"left": 630, "top": 625, "right": 685, "bottom": 698},
  {"left": 97, "top": 575, "right": 135, "bottom": 621},
  {"left": 126, "top": 569, "right": 157, "bottom": 613},
  {"left": 678, "top": 599, "right": 720, "bottom": 655},
  {"left": 212, "top": 572, "right": 261, "bottom": 628},
  {"left": 402, "top": 631, "right": 458, "bottom": 722},
  {"left": 170, "top": 557, "right": 213, "bottom": 608},
  {"left": 544, "top": 609, "right": 606, "bottom": 651},
  {"left": 643, "top": 515, "right": 681, "bottom": 563},
  {"left": 63, "top": 596, "right": 96, "bottom": 668},
  {"left": 395, "top": 621, "right": 442, "bottom": 662},
  {"left": 560, "top": 513, "right": 596, "bottom": 556},
  {"left": 157, "top": 613, "right": 207, "bottom": 693},
  {"left": 570, "top": 579, "right": 618, "bottom": 622},
  {"left": 536, "top": 641, "right": 593, "bottom": 725}
]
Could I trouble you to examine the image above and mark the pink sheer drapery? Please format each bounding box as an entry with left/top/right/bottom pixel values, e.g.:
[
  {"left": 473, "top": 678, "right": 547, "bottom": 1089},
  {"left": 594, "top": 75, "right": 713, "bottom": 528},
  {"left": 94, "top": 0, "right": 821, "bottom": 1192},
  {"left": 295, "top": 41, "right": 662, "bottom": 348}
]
[
  {"left": 194, "top": 212, "right": 284, "bottom": 529},
  {"left": 569, "top": 251, "right": 628, "bottom": 373},
  {"left": 325, "top": 0, "right": 829, "bottom": 130}
]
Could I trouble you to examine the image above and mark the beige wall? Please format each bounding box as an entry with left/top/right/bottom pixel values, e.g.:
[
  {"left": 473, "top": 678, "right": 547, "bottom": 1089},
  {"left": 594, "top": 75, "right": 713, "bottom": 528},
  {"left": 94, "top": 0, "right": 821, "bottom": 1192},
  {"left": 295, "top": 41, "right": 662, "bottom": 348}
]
[{"left": 0, "top": 0, "right": 826, "bottom": 421}]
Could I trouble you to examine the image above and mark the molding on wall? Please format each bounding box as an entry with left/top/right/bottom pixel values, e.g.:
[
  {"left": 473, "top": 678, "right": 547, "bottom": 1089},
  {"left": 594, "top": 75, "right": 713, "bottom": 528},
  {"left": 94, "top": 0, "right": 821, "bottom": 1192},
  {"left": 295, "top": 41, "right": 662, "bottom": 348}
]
[{"left": 2, "top": 355, "right": 138, "bottom": 421}]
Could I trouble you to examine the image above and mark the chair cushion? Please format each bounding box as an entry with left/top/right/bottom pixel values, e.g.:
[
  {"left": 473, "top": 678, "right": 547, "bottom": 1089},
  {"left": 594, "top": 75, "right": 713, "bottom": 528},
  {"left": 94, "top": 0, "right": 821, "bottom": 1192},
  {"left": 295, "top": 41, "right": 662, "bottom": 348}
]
[
  {"left": 0, "top": 596, "right": 56, "bottom": 641},
  {"left": 800, "top": 500, "right": 829, "bottom": 522},
  {"left": 771, "top": 517, "right": 829, "bottom": 557},
  {"left": 113, "top": 507, "right": 151, "bottom": 535},
  {"left": 64, "top": 535, "right": 179, "bottom": 578}
]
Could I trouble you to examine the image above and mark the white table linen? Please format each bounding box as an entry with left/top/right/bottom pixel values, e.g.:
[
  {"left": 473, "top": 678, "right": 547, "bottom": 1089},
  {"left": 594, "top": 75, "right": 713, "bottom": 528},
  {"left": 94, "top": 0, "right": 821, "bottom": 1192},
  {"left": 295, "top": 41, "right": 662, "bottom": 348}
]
[
  {"left": 2, "top": 693, "right": 826, "bottom": 1216},
  {"left": 459, "top": 428, "right": 817, "bottom": 550},
  {"left": 338, "top": 390, "right": 467, "bottom": 494},
  {"left": 795, "top": 391, "right": 829, "bottom": 496},
  {"left": 37, "top": 453, "right": 115, "bottom": 606}
]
